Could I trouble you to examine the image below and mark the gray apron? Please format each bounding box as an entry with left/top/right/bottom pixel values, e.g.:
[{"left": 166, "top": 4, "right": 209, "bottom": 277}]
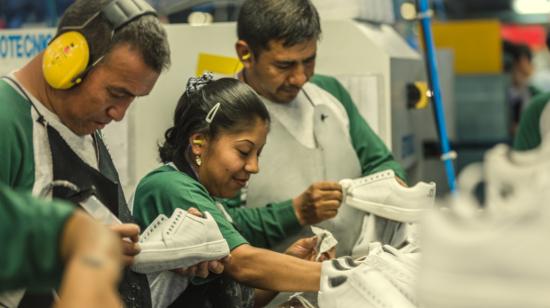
[{"left": 246, "top": 84, "right": 363, "bottom": 256}]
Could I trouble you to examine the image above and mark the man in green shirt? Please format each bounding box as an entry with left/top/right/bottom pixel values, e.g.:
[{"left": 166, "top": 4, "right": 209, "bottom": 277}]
[
  {"left": 0, "top": 1, "right": 173, "bottom": 307},
  {"left": 0, "top": 183, "right": 123, "bottom": 308},
  {"left": 231, "top": 0, "right": 406, "bottom": 255}
]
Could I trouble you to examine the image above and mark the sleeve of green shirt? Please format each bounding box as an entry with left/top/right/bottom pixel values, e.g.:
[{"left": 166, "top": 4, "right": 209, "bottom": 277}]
[
  {"left": 0, "top": 184, "right": 74, "bottom": 292},
  {"left": 310, "top": 74, "right": 406, "bottom": 182},
  {"left": 514, "top": 92, "right": 550, "bottom": 151},
  {"left": 0, "top": 80, "right": 35, "bottom": 190},
  {"left": 132, "top": 166, "right": 248, "bottom": 251},
  {"left": 223, "top": 199, "right": 302, "bottom": 249}
]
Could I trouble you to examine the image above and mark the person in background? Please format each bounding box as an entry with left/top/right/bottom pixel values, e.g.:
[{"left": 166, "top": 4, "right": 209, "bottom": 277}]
[
  {"left": 504, "top": 41, "right": 541, "bottom": 135},
  {"left": 231, "top": 0, "right": 406, "bottom": 256},
  {"left": 513, "top": 35, "right": 550, "bottom": 151},
  {"left": 0, "top": 0, "right": 220, "bottom": 306}
]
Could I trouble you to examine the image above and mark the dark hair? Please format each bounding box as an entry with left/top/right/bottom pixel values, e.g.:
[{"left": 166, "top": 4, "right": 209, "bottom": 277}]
[
  {"left": 237, "top": 0, "right": 321, "bottom": 56},
  {"left": 503, "top": 40, "right": 532, "bottom": 71},
  {"left": 159, "top": 78, "right": 270, "bottom": 169},
  {"left": 57, "top": 0, "right": 170, "bottom": 72}
]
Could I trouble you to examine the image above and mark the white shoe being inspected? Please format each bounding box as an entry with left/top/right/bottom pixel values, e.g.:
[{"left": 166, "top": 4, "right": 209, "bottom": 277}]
[
  {"left": 131, "top": 208, "right": 229, "bottom": 274},
  {"left": 318, "top": 259, "right": 415, "bottom": 308},
  {"left": 342, "top": 170, "right": 436, "bottom": 222}
]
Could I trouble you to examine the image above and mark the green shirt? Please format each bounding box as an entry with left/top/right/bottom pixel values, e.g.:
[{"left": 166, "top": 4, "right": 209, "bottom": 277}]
[
  {"left": 0, "top": 184, "right": 74, "bottom": 292},
  {"left": 0, "top": 80, "right": 35, "bottom": 191},
  {"left": 514, "top": 92, "right": 550, "bottom": 151}
]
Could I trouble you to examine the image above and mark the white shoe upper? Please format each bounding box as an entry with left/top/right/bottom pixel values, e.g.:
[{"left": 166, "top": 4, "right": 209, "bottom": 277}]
[
  {"left": 138, "top": 208, "right": 226, "bottom": 251},
  {"left": 484, "top": 142, "right": 550, "bottom": 209},
  {"left": 139, "top": 213, "right": 168, "bottom": 243},
  {"left": 318, "top": 259, "right": 415, "bottom": 308},
  {"left": 320, "top": 242, "right": 419, "bottom": 308},
  {"left": 132, "top": 208, "right": 229, "bottom": 273},
  {"left": 342, "top": 170, "right": 436, "bottom": 222},
  {"left": 418, "top": 141, "right": 550, "bottom": 308}
]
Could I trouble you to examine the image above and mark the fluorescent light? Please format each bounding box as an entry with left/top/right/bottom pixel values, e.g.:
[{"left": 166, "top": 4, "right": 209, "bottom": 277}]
[
  {"left": 513, "top": 0, "right": 550, "bottom": 14},
  {"left": 187, "top": 12, "right": 213, "bottom": 26}
]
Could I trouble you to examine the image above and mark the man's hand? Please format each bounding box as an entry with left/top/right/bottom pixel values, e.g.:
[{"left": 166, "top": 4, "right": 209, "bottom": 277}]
[
  {"left": 110, "top": 224, "right": 141, "bottom": 266},
  {"left": 396, "top": 176, "right": 408, "bottom": 187},
  {"left": 293, "top": 182, "right": 342, "bottom": 225},
  {"left": 171, "top": 207, "right": 228, "bottom": 278}
]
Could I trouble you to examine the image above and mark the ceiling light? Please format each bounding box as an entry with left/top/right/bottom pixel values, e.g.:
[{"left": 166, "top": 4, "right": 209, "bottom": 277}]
[{"left": 513, "top": 0, "right": 550, "bottom": 14}]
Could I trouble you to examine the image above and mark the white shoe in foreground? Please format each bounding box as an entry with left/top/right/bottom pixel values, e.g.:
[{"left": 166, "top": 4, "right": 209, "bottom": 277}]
[
  {"left": 484, "top": 142, "right": 550, "bottom": 208},
  {"left": 418, "top": 192, "right": 550, "bottom": 308},
  {"left": 131, "top": 208, "right": 229, "bottom": 274},
  {"left": 342, "top": 170, "right": 436, "bottom": 222},
  {"left": 318, "top": 261, "right": 415, "bottom": 308}
]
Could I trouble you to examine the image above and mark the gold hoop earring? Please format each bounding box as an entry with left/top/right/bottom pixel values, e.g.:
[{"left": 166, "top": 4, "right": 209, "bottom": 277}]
[{"left": 195, "top": 155, "right": 202, "bottom": 166}]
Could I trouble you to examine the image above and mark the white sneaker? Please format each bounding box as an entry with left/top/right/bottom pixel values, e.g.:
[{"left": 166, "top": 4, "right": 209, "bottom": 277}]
[
  {"left": 131, "top": 208, "right": 229, "bottom": 274},
  {"left": 362, "top": 245, "right": 420, "bottom": 305},
  {"left": 484, "top": 142, "right": 550, "bottom": 209},
  {"left": 342, "top": 170, "right": 436, "bottom": 222},
  {"left": 318, "top": 261, "right": 415, "bottom": 308},
  {"left": 418, "top": 190, "right": 550, "bottom": 308}
]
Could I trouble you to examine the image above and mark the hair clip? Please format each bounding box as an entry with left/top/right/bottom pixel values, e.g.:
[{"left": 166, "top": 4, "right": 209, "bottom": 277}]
[
  {"left": 185, "top": 72, "right": 214, "bottom": 96},
  {"left": 205, "top": 102, "right": 221, "bottom": 124}
]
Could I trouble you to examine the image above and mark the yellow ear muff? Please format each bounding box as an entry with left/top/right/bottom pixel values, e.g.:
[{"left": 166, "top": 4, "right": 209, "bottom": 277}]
[{"left": 42, "top": 31, "right": 90, "bottom": 90}]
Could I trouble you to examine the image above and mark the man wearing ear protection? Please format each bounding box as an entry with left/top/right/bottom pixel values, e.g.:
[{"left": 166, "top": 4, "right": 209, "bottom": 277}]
[
  {"left": 231, "top": 0, "right": 407, "bottom": 257},
  {"left": 0, "top": 0, "right": 170, "bottom": 307}
]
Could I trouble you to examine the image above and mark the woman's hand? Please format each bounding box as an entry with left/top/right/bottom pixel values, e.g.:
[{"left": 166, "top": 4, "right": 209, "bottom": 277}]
[
  {"left": 171, "top": 207, "right": 229, "bottom": 278},
  {"left": 284, "top": 236, "right": 335, "bottom": 262}
]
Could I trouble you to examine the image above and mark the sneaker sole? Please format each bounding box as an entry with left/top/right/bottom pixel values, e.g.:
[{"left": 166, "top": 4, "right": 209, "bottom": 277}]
[
  {"left": 347, "top": 197, "right": 426, "bottom": 222},
  {"left": 131, "top": 239, "right": 229, "bottom": 274}
]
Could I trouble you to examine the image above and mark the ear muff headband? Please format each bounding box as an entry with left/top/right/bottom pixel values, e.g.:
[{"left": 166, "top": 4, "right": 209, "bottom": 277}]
[{"left": 42, "top": 0, "right": 157, "bottom": 90}]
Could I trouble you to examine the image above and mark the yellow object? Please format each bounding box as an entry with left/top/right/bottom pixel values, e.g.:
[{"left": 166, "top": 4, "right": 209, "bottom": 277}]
[
  {"left": 242, "top": 53, "right": 251, "bottom": 60},
  {"left": 430, "top": 20, "right": 502, "bottom": 74},
  {"left": 42, "top": 31, "right": 90, "bottom": 89},
  {"left": 192, "top": 140, "right": 204, "bottom": 145},
  {"left": 414, "top": 81, "right": 429, "bottom": 109},
  {"left": 196, "top": 53, "right": 243, "bottom": 77}
]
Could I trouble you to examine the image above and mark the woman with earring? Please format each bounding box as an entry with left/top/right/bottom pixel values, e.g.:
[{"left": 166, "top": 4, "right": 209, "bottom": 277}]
[{"left": 132, "top": 74, "right": 329, "bottom": 307}]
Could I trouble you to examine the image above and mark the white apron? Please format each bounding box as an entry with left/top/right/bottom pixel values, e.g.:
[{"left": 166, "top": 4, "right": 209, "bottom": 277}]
[{"left": 246, "top": 83, "right": 363, "bottom": 255}]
